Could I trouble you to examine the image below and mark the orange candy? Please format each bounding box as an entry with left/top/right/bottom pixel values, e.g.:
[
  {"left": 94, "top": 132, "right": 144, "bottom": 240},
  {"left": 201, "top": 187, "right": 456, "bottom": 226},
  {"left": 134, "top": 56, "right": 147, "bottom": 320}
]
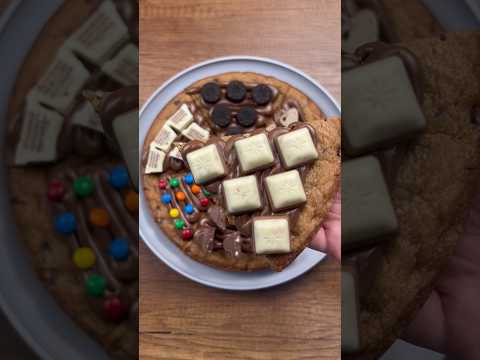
[
  {"left": 175, "top": 191, "right": 186, "bottom": 201},
  {"left": 191, "top": 184, "right": 201, "bottom": 194},
  {"left": 125, "top": 190, "right": 139, "bottom": 212},
  {"left": 89, "top": 208, "right": 110, "bottom": 227}
]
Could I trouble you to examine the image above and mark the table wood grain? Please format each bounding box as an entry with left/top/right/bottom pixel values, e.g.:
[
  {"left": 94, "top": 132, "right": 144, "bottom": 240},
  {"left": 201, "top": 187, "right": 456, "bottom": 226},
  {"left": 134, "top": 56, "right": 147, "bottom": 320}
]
[{"left": 139, "top": 1, "right": 341, "bottom": 359}]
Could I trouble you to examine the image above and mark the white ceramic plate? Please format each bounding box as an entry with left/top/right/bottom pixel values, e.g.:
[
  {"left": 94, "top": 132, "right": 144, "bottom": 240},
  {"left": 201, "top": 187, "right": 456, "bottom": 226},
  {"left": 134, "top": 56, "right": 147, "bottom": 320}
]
[{"left": 139, "top": 56, "right": 340, "bottom": 291}]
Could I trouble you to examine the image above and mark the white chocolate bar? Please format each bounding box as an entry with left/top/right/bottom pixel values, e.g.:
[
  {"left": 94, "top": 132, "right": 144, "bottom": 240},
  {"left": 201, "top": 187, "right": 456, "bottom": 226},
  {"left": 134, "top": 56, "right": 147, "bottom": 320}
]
[
  {"left": 234, "top": 133, "right": 274, "bottom": 173},
  {"left": 30, "top": 50, "right": 90, "bottom": 114},
  {"left": 265, "top": 170, "right": 306, "bottom": 211},
  {"left": 71, "top": 101, "right": 104, "bottom": 133},
  {"left": 166, "top": 104, "right": 194, "bottom": 132},
  {"left": 14, "top": 99, "right": 64, "bottom": 165},
  {"left": 253, "top": 217, "right": 291, "bottom": 254},
  {"left": 65, "top": 0, "right": 129, "bottom": 64},
  {"left": 186, "top": 144, "right": 226, "bottom": 184},
  {"left": 181, "top": 122, "right": 210, "bottom": 142},
  {"left": 223, "top": 175, "right": 262, "bottom": 214},
  {"left": 102, "top": 43, "right": 139, "bottom": 85},
  {"left": 276, "top": 127, "right": 318, "bottom": 168},
  {"left": 153, "top": 125, "right": 177, "bottom": 152},
  {"left": 168, "top": 146, "right": 183, "bottom": 161},
  {"left": 145, "top": 144, "right": 166, "bottom": 174}
]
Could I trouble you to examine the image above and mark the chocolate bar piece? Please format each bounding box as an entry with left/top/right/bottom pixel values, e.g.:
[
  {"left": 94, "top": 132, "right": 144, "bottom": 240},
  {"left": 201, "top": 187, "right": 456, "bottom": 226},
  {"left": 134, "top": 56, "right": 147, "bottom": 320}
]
[
  {"left": 186, "top": 144, "right": 226, "bottom": 184},
  {"left": 342, "top": 156, "right": 398, "bottom": 252},
  {"left": 342, "top": 56, "right": 425, "bottom": 156},
  {"left": 265, "top": 170, "right": 306, "bottom": 211},
  {"left": 342, "top": 266, "right": 360, "bottom": 354},
  {"left": 222, "top": 175, "right": 262, "bottom": 214},
  {"left": 253, "top": 216, "right": 291, "bottom": 254}
]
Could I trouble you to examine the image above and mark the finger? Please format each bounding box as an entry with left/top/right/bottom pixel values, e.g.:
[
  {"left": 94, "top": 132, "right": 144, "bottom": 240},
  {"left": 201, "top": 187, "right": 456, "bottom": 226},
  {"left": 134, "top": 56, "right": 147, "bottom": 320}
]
[
  {"left": 310, "top": 227, "right": 327, "bottom": 252},
  {"left": 402, "top": 290, "right": 446, "bottom": 354}
]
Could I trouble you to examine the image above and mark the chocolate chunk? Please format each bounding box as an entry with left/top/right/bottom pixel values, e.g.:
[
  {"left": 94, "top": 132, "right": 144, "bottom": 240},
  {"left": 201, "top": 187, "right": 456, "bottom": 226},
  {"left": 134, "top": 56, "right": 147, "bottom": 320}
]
[
  {"left": 236, "top": 107, "right": 257, "bottom": 128},
  {"left": 200, "top": 82, "right": 221, "bottom": 104},
  {"left": 252, "top": 84, "right": 273, "bottom": 106},
  {"left": 212, "top": 104, "right": 232, "bottom": 128},
  {"left": 223, "top": 232, "right": 243, "bottom": 258},
  {"left": 225, "top": 126, "right": 244, "bottom": 135},
  {"left": 207, "top": 205, "right": 227, "bottom": 230},
  {"left": 193, "top": 225, "right": 216, "bottom": 253},
  {"left": 226, "top": 81, "right": 246, "bottom": 103}
]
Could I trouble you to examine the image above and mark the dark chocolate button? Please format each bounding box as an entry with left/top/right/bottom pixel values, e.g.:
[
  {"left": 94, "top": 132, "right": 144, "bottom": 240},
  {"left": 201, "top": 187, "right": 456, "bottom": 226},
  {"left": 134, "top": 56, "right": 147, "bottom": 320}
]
[
  {"left": 236, "top": 107, "right": 257, "bottom": 128},
  {"left": 200, "top": 82, "right": 221, "bottom": 104},
  {"left": 225, "top": 126, "right": 244, "bottom": 135},
  {"left": 211, "top": 104, "right": 232, "bottom": 128},
  {"left": 252, "top": 84, "right": 273, "bottom": 106},
  {"left": 226, "top": 81, "right": 246, "bottom": 103}
]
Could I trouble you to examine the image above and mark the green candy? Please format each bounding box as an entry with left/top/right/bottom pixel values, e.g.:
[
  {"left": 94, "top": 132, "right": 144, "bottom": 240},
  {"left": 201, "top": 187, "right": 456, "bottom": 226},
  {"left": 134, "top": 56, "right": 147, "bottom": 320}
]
[
  {"left": 74, "top": 176, "right": 94, "bottom": 197},
  {"left": 202, "top": 189, "right": 211, "bottom": 196},
  {"left": 175, "top": 219, "right": 185, "bottom": 229},
  {"left": 85, "top": 274, "right": 106, "bottom": 297},
  {"left": 169, "top": 178, "right": 180, "bottom": 188}
]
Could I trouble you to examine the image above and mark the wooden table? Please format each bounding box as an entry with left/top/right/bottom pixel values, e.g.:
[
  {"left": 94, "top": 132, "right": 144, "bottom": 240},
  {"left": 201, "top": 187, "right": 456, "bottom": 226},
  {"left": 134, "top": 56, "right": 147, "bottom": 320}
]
[{"left": 139, "top": 1, "right": 341, "bottom": 359}]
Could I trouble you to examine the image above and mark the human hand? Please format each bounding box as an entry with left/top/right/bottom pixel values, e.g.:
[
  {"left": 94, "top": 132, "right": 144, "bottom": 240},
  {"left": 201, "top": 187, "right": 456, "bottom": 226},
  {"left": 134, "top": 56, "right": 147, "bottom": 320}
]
[
  {"left": 310, "top": 191, "right": 341, "bottom": 261},
  {"left": 403, "top": 187, "right": 480, "bottom": 359}
]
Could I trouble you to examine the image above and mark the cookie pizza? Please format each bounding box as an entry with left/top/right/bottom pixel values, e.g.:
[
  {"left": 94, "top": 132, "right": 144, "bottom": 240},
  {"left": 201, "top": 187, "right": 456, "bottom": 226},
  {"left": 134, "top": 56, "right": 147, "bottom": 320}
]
[
  {"left": 6, "top": 1, "right": 139, "bottom": 358},
  {"left": 142, "top": 72, "right": 341, "bottom": 272}
]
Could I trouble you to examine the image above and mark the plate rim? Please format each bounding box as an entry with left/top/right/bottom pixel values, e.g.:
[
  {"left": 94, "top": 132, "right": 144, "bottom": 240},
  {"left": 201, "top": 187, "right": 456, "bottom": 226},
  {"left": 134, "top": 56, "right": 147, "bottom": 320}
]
[{"left": 139, "top": 55, "right": 340, "bottom": 291}]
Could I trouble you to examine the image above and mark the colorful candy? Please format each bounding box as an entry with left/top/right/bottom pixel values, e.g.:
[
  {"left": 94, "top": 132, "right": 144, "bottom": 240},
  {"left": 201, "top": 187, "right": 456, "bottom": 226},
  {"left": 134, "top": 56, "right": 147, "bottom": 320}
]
[
  {"left": 182, "top": 229, "right": 193, "bottom": 240},
  {"left": 184, "top": 173, "right": 194, "bottom": 185},
  {"left": 200, "top": 198, "right": 209, "bottom": 207},
  {"left": 184, "top": 204, "right": 194, "bottom": 214},
  {"left": 174, "top": 219, "right": 185, "bottom": 229},
  {"left": 125, "top": 190, "right": 139, "bottom": 212},
  {"left": 109, "top": 238, "right": 130, "bottom": 261},
  {"left": 85, "top": 274, "right": 106, "bottom": 297},
  {"left": 169, "top": 178, "right": 180, "bottom": 188},
  {"left": 47, "top": 179, "right": 65, "bottom": 201},
  {"left": 103, "top": 296, "right": 128, "bottom": 321},
  {"left": 175, "top": 191, "right": 186, "bottom": 201},
  {"left": 161, "top": 193, "right": 172, "bottom": 204},
  {"left": 109, "top": 166, "right": 130, "bottom": 190},
  {"left": 191, "top": 184, "right": 201, "bottom": 194},
  {"left": 169, "top": 208, "right": 180, "bottom": 218},
  {"left": 73, "top": 247, "right": 96, "bottom": 270},
  {"left": 158, "top": 179, "right": 167, "bottom": 189},
  {"left": 89, "top": 208, "right": 110, "bottom": 227},
  {"left": 54, "top": 212, "right": 76, "bottom": 235},
  {"left": 202, "top": 188, "right": 211, "bottom": 196},
  {"left": 73, "top": 176, "right": 94, "bottom": 198}
]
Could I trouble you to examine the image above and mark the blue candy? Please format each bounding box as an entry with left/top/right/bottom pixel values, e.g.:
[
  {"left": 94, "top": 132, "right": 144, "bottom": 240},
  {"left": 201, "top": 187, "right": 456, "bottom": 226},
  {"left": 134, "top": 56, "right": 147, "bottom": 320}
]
[
  {"left": 161, "top": 193, "right": 172, "bottom": 204},
  {"left": 184, "top": 173, "right": 194, "bottom": 185},
  {"left": 184, "top": 204, "right": 194, "bottom": 214},
  {"left": 109, "top": 238, "right": 130, "bottom": 261},
  {"left": 54, "top": 212, "right": 76, "bottom": 235},
  {"left": 109, "top": 166, "right": 130, "bottom": 190}
]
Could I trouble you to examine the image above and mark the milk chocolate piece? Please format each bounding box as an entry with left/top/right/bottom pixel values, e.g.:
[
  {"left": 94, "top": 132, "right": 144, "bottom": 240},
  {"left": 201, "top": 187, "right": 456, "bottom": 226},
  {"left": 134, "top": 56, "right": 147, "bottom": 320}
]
[
  {"left": 342, "top": 266, "right": 360, "bottom": 354},
  {"left": 226, "top": 81, "right": 246, "bottom": 103},
  {"left": 342, "top": 56, "right": 425, "bottom": 156},
  {"left": 342, "top": 156, "right": 398, "bottom": 252}
]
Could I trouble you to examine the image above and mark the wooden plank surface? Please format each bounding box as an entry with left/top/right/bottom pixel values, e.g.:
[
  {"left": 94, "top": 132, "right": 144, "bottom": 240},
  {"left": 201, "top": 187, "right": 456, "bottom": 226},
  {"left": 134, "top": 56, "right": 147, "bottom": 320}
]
[{"left": 139, "top": 1, "right": 341, "bottom": 359}]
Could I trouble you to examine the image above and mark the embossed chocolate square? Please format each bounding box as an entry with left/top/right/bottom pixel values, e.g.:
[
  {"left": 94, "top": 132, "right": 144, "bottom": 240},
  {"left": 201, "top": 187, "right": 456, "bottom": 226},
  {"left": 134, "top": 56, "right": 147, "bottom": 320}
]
[
  {"left": 342, "top": 56, "right": 425, "bottom": 156},
  {"left": 276, "top": 127, "right": 318, "bottom": 169},
  {"left": 342, "top": 266, "right": 360, "bottom": 354},
  {"left": 253, "top": 216, "right": 291, "bottom": 254},
  {"left": 265, "top": 170, "right": 306, "bottom": 211},
  {"left": 186, "top": 144, "right": 226, "bottom": 184},
  {"left": 234, "top": 133, "right": 275, "bottom": 174},
  {"left": 223, "top": 175, "right": 262, "bottom": 214},
  {"left": 342, "top": 156, "right": 398, "bottom": 252}
]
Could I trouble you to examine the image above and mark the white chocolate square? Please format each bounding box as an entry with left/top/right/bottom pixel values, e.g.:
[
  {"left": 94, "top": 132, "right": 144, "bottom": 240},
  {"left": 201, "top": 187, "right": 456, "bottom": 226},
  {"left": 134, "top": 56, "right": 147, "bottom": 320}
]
[
  {"left": 253, "top": 217, "right": 291, "bottom": 254},
  {"left": 234, "top": 133, "right": 275, "bottom": 173},
  {"left": 153, "top": 125, "right": 177, "bottom": 152},
  {"left": 145, "top": 144, "right": 166, "bottom": 174},
  {"left": 186, "top": 144, "right": 226, "bottom": 184},
  {"left": 166, "top": 104, "right": 194, "bottom": 132},
  {"left": 182, "top": 122, "right": 210, "bottom": 142},
  {"left": 102, "top": 43, "right": 139, "bottom": 85},
  {"left": 265, "top": 170, "right": 306, "bottom": 211},
  {"left": 276, "top": 127, "right": 318, "bottom": 168},
  {"left": 223, "top": 175, "right": 262, "bottom": 214}
]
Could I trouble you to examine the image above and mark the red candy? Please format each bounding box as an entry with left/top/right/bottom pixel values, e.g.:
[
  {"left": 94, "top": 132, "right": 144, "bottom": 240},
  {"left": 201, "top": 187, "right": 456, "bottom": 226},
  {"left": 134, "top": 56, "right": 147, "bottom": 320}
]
[
  {"left": 103, "top": 296, "right": 128, "bottom": 322},
  {"left": 158, "top": 179, "right": 167, "bottom": 189},
  {"left": 200, "top": 198, "right": 209, "bottom": 207},
  {"left": 47, "top": 179, "right": 65, "bottom": 201},
  {"left": 182, "top": 229, "right": 193, "bottom": 240}
]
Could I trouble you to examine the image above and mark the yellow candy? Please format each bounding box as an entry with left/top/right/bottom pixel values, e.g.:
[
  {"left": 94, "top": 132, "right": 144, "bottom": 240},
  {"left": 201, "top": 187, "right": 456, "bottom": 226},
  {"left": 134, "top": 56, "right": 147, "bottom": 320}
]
[
  {"left": 89, "top": 208, "right": 110, "bottom": 227},
  {"left": 169, "top": 208, "right": 180, "bottom": 218},
  {"left": 125, "top": 190, "right": 139, "bottom": 212},
  {"left": 73, "top": 247, "right": 96, "bottom": 270}
]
